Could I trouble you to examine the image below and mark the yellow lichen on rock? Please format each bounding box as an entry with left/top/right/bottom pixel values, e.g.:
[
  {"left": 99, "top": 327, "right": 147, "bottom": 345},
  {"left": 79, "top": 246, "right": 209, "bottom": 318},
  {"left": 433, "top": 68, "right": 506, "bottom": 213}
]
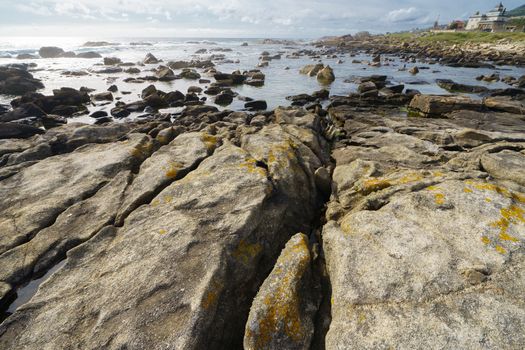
[
  {"left": 490, "top": 205, "right": 524, "bottom": 243},
  {"left": 359, "top": 172, "right": 426, "bottom": 196},
  {"left": 245, "top": 234, "right": 311, "bottom": 349},
  {"left": 361, "top": 178, "right": 392, "bottom": 195},
  {"left": 130, "top": 139, "right": 154, "bottom": 160},
  {"left": 239, "top": 158, "right": 267, "bottom": 177},
  {"left": 163, "top": 161, "right": 183, "bottom": 179},
  {"left": 200, "top": 133, "right": 219, "bottom": 152},
  {"left": 434, "top": 193, "right": 446, "bottom": 205},
  {"left": 495, "top": 245, "right": 507, "bottom": 254}
]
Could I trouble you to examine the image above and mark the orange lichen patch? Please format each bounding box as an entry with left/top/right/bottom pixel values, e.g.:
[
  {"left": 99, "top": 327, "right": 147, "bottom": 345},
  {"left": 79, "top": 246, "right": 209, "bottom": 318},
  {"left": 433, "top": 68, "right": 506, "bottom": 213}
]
[
  {"left": 361, "top": 178, "right": 392, "bottom": 195},
  {"left": 232, "top": 239, "right": 262, "bottom": 264},
  {"left": 201, "top": 281, "right": 222, "bottom": 310},
  {"left": 432, "top": 171, "right": 445, "bottom": 177},
  {"left": 163, "top": 195, "right": 173, "bottom": 204},
  {"left": 239, "top": 158, "right": 267, "bottom": 177},
  {"left": 485, "top": 198, "right": 492, "bottom": 203},
  {"left": 495, "top": 245, "right": 507, "bottom": 254},
  {"left": 426, "top": 185, "right": 440, "bottom": 191},
  {"left": 151, "top": 199, "right": 161, "bottom": 207},
  {"left": 246, "top": 234, "right": 310, "bottom": 348},
  {"left": 464, "top": 187, "right": 473, "bottom": 193},
  {"left": 434, "top": 193, "right": 446, "bottom": 205},
  {"left": 159, "top": 229, "right": 167, "bottom": 235},
  {"left": 163, "top": 161, "right": 183, "bottom": 179},
  {"left": 481, "top": 236, "right": 491, "bottom": 245},
  {"left": 201, "top": 133, "right": 218, "bottom": 152}
]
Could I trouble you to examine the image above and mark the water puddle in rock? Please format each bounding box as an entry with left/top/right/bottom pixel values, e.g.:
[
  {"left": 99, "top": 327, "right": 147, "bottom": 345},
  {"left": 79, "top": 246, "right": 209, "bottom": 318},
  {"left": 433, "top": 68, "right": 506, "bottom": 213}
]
[{"left": 2, "top": 260, "right": 67, "bottom": 321}]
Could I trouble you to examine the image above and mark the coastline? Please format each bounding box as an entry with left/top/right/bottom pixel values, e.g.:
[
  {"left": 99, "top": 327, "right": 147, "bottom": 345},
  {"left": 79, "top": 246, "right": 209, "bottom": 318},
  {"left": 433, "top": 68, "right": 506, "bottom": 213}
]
[{"left": 0, "top": 33, "right": 525, "bottom": 348}]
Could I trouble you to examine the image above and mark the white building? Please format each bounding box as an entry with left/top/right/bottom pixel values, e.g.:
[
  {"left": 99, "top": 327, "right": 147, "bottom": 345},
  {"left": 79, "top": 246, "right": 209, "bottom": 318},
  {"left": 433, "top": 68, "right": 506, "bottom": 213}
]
[{"left": 466, "top": 2, "right": 509, "bottom": 32}]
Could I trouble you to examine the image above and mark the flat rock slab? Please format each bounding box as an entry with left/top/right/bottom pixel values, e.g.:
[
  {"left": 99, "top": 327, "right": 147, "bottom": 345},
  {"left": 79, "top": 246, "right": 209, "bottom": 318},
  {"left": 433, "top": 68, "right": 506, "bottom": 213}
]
[
  {"left": 0, "top": 123, "right": 326, "bottom": 349},
  {"left": 324, "top": 179, "right": 525, "bottom": 349},
  {"left": 0, "top": 133, "right": 154, "bottom": 255}
]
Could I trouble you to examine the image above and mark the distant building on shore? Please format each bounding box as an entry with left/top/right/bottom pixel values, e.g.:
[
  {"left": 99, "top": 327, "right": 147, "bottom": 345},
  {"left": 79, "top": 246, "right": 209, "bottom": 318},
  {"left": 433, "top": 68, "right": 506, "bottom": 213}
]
[{"left": 466, "top": 2, "right": 510, "bottom": 32}]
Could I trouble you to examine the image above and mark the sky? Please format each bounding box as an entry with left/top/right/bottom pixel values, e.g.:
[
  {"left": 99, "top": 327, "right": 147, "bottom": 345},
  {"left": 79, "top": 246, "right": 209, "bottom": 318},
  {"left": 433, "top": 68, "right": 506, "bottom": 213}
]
[{"left": 0, "top": 0, "right": 523, "bottom": 38}]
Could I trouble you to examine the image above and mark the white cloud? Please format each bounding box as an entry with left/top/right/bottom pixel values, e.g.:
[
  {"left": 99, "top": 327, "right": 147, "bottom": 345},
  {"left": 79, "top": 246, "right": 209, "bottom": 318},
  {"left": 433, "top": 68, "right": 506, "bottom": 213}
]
[
  {"left": 7, "top": 0, "right": 519, "bottom": 37},
  {"left": 15, "top": 2, "right": 53, "bottom": 16},
  {"left": 386, "top": 7, "right": 427, "bottom": 23}
]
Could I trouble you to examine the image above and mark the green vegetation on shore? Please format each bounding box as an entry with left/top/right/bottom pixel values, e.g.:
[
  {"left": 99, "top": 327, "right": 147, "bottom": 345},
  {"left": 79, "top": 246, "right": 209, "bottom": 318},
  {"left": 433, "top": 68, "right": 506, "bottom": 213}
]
[
  {"left": 508, "top": 4, "right": 525, "bottom": 17},
  {"left": 388, "top": 31, "right": 525, "bottom": 44}
]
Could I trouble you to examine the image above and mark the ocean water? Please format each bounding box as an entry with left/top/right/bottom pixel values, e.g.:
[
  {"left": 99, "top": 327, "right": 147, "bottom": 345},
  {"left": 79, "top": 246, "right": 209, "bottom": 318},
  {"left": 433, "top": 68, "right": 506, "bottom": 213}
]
[{"left": 0, "top": 37, "right": 521, "bottom": 122}]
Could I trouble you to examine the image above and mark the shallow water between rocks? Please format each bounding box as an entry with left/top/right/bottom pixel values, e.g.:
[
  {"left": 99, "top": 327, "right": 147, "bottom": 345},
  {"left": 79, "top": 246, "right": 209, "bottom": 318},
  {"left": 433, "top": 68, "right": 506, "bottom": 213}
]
[{"left": 0, "top": 37, "right": 521, "bottom": 123}]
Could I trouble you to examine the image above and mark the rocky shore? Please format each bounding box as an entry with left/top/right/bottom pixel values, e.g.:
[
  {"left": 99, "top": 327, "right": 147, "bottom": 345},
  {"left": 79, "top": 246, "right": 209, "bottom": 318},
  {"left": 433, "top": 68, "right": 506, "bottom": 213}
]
[
  {"left": 318, "top": 33, "right": 525, "bottom": 67},
  {"left": 0, "top": 39, "right": 525, "bottom": 349}
]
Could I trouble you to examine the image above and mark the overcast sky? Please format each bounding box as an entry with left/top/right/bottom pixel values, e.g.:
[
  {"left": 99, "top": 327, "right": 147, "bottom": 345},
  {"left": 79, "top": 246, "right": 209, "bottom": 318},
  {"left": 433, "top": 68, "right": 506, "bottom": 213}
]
[{"left": 0, "top": 0, "right": 522, "bottom": 38}]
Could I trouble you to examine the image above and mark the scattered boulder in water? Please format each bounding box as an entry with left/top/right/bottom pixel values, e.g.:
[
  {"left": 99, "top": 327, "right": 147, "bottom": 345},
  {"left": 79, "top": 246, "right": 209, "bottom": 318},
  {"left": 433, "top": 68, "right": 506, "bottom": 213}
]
[
  {"left": 409, "top": 66, "right": 419, "bottom": 75},
  {"left": 91, "top": 92, "right": 113, "bottom": 102},
  {"left": 90, "top": 110, "right": 108, "bottom": 119},
  {"left": 76, "top": 51, "right": 102, "bottom": 59},
  {"left": 180, "top": 69, "right": 201, "bottom": 80},
  {"left": 300, "top": 64, "right": 324, "bottom": 77},
  {"left": 143, "top": 53, "right": 159, "bottom": 64},
  {"left": 103, "top": 57, "right": 122, "bottom": 66},
  {"left": 38, "top": 47, "right": 65, "bottom": 58},
  {"left": 214, "top": 91, "right": 234, "bottom": 106},
  {"left": 16, "top": 54, "right": 38, "bottom": 60},
  {"left": 436, "top": 79, "right": 489, "bottom": 94},
  {"left": 0, "top": 67, "right": 44, "bottom": 95},
  {"left": 156, "top": 67, "right": 177, "bottom": 81},
  {"left": 214, "top": 72, "right": 246, "bottom": 85},
  {"left": 245, "top": 100, "right": 267, "bottom": 111},
  {"left": 317, "top": 65, "right": 335, "bottom": 84}
]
